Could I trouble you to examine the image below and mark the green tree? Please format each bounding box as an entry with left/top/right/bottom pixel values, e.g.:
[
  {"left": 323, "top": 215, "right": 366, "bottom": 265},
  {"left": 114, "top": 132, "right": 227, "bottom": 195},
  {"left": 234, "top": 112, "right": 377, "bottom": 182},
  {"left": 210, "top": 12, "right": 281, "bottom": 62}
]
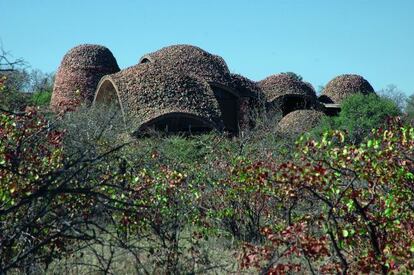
[
  {"left": 405, "top": 94, "right": 414, "bottom": 119},
  {"left": 281, "top": 71, "right": 303, "bottom": 81},
  {"left": 30, "top": 90, "right": 52, "bottom": 106},
  {"left": 314, "top": 93, "right": 401, "bottom": 143},
  {"left": 377, "top": 84, "right": 406, "bottom": 111}
]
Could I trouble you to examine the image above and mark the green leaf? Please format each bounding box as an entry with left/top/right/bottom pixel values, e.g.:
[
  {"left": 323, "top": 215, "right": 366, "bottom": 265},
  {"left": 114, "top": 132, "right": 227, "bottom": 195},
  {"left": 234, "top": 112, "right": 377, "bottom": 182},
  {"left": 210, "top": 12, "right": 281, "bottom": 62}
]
[
  {"left": 406, "top": 172, "right": 414, "bottom": 180},
  {"left": 410, "top": 244, "right": 414, "bottom": 253},
  {"left": 346, "top": 200, "right": 355, "bottom": 211},
  {"left": 342, "top": 229, "right": 349, "bottom": 237},
  {"left": 384, "top": 208, "right": 393, "bottom": 217}
]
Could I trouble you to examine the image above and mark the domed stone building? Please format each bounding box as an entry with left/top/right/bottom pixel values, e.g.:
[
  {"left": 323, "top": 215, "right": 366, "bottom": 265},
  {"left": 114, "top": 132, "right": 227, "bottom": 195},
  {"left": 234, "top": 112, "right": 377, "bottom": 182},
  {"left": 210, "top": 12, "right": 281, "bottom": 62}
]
[
  {"left": 94, "top": 62, "right": 222, "bottom": 135},
  {"left": 134, "top": 45, "right": 265, "bottom": 134},
  {"left": 320, "top": 74, "right": 375, "bottom": 104},
  {"left": 51, "top": 44, "right": 120, "bottom": 112},
  {"left": 277, "top": 109, "right": 326, "bottom": 136},
  {"left": 52, "top": 44, "right": 376, "bottom": 137},
  {"left": 138, "top": 44, "right": 230, "bottom": 84},
  {"left": 227, "top": 73, "right": 266, "bottom": 129},
  {"left": 258, "top": 73, "right": 319, "bottom": 117},
  {"left": 91, "top": 44, "right": 265, "bottom": 135}
]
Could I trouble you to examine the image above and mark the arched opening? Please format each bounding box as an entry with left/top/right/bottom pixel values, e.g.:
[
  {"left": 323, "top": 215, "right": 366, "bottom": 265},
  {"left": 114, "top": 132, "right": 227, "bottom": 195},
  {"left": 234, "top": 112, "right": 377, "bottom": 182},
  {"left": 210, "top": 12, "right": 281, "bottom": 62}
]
[
  {"left": 140, "top": 58, "right": 151, "bottom": 63},
  {"left": 318, "top": 95, "right": 334, "bottom": 104},
  {"left": 137, "top": 112, "right": 214, "bottom": 136},
  {"left": 94, "top": 78, "right": 121, "bottom": 107},
  {"left": 210, "top": 84, "right": 239, "bottom": 134},
  {"left": 278, "top": 95, "right": 315, "bottom": 117},
  {"left": 93, "top": 77, "right": 126, "bottom": 125},
  {"left": 139, "top": 55, "right": 153, "bottom": 64}
]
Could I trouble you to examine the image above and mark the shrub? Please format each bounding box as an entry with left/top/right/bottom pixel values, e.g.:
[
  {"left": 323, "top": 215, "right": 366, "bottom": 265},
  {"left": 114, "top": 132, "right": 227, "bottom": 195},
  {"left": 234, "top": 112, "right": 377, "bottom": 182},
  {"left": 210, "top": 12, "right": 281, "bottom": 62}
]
[
  {"left": 30, "top": 90, "right": 52, "bottom": 107},
  {"left": 405, "top": 93, "right": 414, "bottom": 121},
  {"left": 377, "top": 84, "right": 406, "bottom": 112},
  {"left": 240, "top": 119, "right": 414, "bottom": 273},
  {"left": 313, "top": 93, "right": 401, "bottom": 143},
  {"left": 0, "top": 108, "right": 148, "bottom": 273},
  {"left": 3, "top": 93, "right": 412, "bottom": 274},
  {"left": 0, "top": 89, "right": 31, "bottom": 112}
]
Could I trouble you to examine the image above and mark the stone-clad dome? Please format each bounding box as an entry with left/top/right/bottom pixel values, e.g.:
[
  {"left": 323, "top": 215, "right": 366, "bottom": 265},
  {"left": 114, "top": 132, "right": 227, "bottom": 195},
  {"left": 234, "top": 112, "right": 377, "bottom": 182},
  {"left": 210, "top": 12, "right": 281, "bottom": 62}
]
[
  {"left": 259, "top": 73, "right": 316, "bottom": 101},
  {"left": 277, "top": 109, "right": 325, "bottom": 136},
  {"left": 51, "top": 44, "right": 120, "bottom": 112},
  {"left": 320, "top": 74, "right": 375, "bottom": 104},
  {"left": 94, "top": 62, "right": 223, "bottom": 135},
  {"left": 258, "top": 73, "right": 318, "bottom": 117},
  {"left": 139, "top": 44, "right": 230, "bottom": 84}
]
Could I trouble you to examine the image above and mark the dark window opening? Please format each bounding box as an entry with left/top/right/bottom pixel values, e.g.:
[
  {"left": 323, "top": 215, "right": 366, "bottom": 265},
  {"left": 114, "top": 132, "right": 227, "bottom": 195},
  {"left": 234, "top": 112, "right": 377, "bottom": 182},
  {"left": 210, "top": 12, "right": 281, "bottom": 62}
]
[
  {"left": 323, "top": 105, "right": 341, "bottom": 116},
  {"left": 212, "top": 86, "right": 239, "bottom": 134},
  {"left": 280, "top": 95, "right": 314, "bottom": 116},
  {"left": 318, "top": 95, "right": 334, "bottom": 104},
  {"left": 140, "top": 58, "right": 151, "bottom": 64}
]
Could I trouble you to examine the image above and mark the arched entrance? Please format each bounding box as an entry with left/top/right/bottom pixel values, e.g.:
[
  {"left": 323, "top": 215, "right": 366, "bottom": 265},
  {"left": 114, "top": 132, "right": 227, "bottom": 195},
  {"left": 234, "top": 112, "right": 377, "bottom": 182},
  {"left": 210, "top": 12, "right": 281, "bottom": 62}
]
[
  {"left": 137, "top": 112, "right": 215, "bottom": 136},
  {"left": 276, "top": 95, "right": 315, "bottom": 116},
  {"left": 210, "top": 84, "right": 239, "bottom": 134},
  {"left": 94, "top": 78, "right": 120, "bottom": 105}
]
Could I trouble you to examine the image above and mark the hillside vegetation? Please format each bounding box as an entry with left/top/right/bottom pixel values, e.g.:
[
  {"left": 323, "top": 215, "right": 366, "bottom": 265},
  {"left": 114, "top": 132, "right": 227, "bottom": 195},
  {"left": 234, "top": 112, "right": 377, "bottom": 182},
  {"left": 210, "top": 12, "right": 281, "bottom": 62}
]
[{"left": 1, "top": 83, "right": 414, "bottom": 274}]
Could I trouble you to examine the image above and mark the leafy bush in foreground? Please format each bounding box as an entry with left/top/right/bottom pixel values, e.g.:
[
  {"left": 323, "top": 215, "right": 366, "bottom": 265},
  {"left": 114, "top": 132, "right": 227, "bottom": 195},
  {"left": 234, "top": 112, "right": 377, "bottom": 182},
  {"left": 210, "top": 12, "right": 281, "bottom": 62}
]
[
  {"left": 1, "top": 105, "right": 413, "bottom": 274},
  {"left": 0, "top": 109, "right": 146, "bottom": 273},
  {"left": 239, "top": 118, "right": 414, "bottom": 273}
]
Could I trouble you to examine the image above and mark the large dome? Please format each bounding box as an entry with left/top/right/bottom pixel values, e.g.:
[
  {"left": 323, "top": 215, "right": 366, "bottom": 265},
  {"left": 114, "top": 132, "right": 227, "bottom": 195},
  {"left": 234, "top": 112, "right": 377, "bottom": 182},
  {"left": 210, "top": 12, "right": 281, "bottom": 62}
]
[
  {"left": 321, "top": 74, "right": 375, "bottom": 104},
  {"left": 51, "top": 44, "right": 120, "bottom": 112},
  {"left": 138, "top": 44, "right": 230, "bottom": 84},
  {"left": 95, "top": 47, "right": 267, "bottom": 135},
  {"left": 94, "top": 62, "right": 223, "bottom": 135}
]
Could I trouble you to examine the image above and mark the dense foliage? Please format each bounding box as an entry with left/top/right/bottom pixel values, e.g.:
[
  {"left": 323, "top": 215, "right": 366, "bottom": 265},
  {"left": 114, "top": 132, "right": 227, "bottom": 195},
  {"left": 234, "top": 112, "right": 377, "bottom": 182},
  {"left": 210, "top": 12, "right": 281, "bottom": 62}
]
[
  {"left": 406, "top": 94, "right": 414, "bottom": 121},
  {"left": 1, "top": 104, "right": 413, "bottom": 274},
  {"left": 0, "top": 69, "right": 53, "bottom": 112},
  {"left": 313, "top": 93, "right": 401, "bottom": 143},
  {"left": 0, "top": 109, "right": 146, "bottom": 273},
  {"left": 239, "top": 119, "right": 414, "bottom": 273},
  {"left": 30, "top": 90, "right": 52, "bottom": 107},
  {"left": 1, "top": 69, "right": 414, "bottom": 273}
]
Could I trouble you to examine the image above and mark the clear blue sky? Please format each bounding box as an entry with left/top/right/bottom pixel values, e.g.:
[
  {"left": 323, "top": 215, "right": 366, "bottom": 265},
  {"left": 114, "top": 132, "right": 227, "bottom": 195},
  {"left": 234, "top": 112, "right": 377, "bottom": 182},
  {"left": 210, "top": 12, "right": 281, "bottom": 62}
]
[{"left": 1, "top": 0, "right": 414, "bottom": 94}]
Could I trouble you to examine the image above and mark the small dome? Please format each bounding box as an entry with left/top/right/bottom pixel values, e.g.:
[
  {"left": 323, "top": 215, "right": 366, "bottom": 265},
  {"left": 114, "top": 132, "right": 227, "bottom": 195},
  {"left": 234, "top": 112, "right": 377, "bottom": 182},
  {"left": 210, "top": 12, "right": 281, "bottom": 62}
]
[
  {"left": 59, "top": 44, "right": 120, "bottom": 69},
  {"left": 258, "top": 73, "right": 316, "bottom": 102},
  {"left": 138, "top": 44, "right": 230, "bottom": 84},
  {"left": 277, "top": 109, "right": 325, "bottom": 136},
  {"left": 321, "top": 74, "right": 375, "bottom": 104},
  {"left": 51, "top": 44, "right": 120, "bottom": 112},
  {"left": 94, "top": 62, "right": 223, "bottom": 134},
  {"left": 258, "top": 73, "right": 318, "bottom": 117}
]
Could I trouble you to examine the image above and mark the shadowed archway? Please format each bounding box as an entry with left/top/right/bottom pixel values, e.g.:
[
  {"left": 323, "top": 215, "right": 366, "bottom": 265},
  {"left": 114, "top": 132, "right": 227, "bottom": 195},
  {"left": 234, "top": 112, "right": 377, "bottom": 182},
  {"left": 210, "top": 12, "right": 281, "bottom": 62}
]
[
  {"left": 209, "top": 83, "right": 240, "bottom": 134},
  {"left": 269, "top": 94, "right": 317, "bottom": 117},
  {"left": 136, "top": 112, "right": 215, "bottom": 136},
  {"left": 138, "top": 55, "right": 153, "bottom": 64},
  {"left": 93, "top": 77, "right": 125, "bottom": 118}
]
